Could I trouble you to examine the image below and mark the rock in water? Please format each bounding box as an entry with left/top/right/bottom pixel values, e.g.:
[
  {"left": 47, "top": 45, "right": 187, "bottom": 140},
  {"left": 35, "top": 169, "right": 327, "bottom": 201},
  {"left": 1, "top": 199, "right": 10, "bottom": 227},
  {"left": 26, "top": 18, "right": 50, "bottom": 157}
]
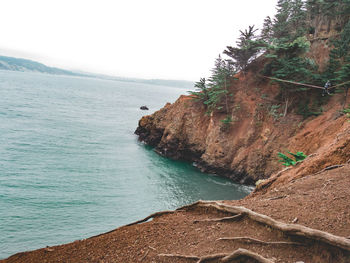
[{"left": 140, "top": 106, "right": 149, "bottom": 110}]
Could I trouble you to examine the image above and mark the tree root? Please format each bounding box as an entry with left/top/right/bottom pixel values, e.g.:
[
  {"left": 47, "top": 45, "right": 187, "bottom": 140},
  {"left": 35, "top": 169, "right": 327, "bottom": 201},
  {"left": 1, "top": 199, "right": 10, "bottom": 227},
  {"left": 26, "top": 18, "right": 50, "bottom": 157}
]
[
  {"left": 158, "top": 248, "right": 274, "bottom": 263},
  {"left": 191, "top": 201, "right": 350, "bottom": 251},
  {"left": 314, "top": 164, "right": 345, "bottom": 175},
  {"left": 218, "top": 236, "right": 305, "bottom": 246},
  {"left": 125, "top": 210, "right": 175, "bottom": 227},
  {"left": 254, "top": 167, "right": 291, "bottom": 193},
  {"left": 194, "top": 214, "right": 243, "bottom": 223},
  {"left": 221, "top": 248, "right": 274, "bottom": 263}
]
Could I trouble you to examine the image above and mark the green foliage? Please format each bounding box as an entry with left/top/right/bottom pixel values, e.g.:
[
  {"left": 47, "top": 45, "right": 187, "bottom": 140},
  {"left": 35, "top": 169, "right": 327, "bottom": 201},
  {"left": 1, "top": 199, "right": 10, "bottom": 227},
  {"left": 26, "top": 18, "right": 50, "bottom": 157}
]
[
  {"left": 188, "top": 78, "right": 209, "bottom": 102},
  {"left": 220, "top": 115, "right": 233, "bottom": 124},
  {"left": 296, "top": 96, "right": 324, "bottom": 119},
  {"left": 288, "top": 151, "right": 307, "bottom": 162},
  {"left": 273, "top": 0, "right": 307, "bottom": 40},
  {"left": 307, "top": 0, "right": 350, "bottom": 18},
  {"left": 278, "top": 151, "right": 307, "bottom": 166},
  {"left": 205, "top": 55, "right": 236, "bottom": 113},
  {"left": 325, "top": 20, "right": 350, "bottom": 84},
  {"left": 263, "top": 37, "right": 316, "bottom": 93},
  {"left": 220, "top": 115, "right": 233, "bottom": 132},
  {"left": 343, "top": 104, "right": 350, "bottom": 122},
  {"left": 191, "top": 56, "right": 236, "bottom": 115},
  {"left": 224, "top": 25, "right": 265, "bottom": 72},
  {"left": 269, "top": 104, "right": 283, "bottom": 120},
  {"left": 278, "top": 152, "right": 296, "bottom": 166}
]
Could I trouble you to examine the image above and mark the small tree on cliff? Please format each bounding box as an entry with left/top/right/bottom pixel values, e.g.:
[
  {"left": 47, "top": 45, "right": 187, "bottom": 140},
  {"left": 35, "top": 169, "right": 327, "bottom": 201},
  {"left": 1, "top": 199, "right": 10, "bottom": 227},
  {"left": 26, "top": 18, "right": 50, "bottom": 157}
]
[
  {"left": 188, "top": 78, "right": 209, "bottom": 102},
  {"left": 206, "top": 55, "right": 236, "bottom": 114},
  {"left": 224, "top": 25, "right": 262, "bottom": 72}
]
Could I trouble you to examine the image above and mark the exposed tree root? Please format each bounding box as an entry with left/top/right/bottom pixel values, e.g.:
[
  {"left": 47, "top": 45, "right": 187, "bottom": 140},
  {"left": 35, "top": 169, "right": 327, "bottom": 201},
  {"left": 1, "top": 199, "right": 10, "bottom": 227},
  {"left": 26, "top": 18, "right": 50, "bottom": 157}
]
[
  {"left": 158, "top": 253, "right": 201, "bottom": 260},
  {"left": 125, "top": 210, "right": 175, "bottom": 227},
  {"left": 266, "top": 195, "right": 288, "bottom": 201},
  {"left": 221, "top": 248, "right": 274, "bottom": 263},
  {"left": 191, "top": 201, "right": 350, "bottom": 251},
  {"left": 158, "top": 248, "right": 274, "bottom": 263},
  {"left": 254, "top": 167, "right": 291, "bottom": 192},
  {"left": 218, "top": 236, "right": 305, "bottom": 246},
  {"left": 314, "top": 164, "right": 345, "bottom": 175},
  {"left": 194, "top": 214, "right": 243, "bottom": 223}
]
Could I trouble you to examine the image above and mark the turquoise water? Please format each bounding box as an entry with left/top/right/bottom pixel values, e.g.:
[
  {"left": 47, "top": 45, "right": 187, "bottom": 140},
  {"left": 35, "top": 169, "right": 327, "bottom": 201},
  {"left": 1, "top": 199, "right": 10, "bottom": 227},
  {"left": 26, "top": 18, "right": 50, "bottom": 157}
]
[{"left": 0, "top": 71, "right": 251, "bottom": 259}]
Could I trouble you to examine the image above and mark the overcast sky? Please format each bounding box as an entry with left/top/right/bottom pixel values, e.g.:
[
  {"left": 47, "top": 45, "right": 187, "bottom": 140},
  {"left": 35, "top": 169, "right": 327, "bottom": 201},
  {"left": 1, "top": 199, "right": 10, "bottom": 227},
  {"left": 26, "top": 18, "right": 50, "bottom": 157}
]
[{"left": 0, "top": 0, "right": 277, "bottom": 81}]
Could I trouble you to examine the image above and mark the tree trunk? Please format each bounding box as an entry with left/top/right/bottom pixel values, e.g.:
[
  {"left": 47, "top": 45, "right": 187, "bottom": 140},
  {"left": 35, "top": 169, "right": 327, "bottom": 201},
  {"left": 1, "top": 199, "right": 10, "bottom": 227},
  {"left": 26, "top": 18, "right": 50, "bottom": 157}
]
[
  {"left": 283, "top": 97, "right": 289, "bottom": 117},
  {"left": 343, "top": 86, "right": 349, "bottom": 110}
]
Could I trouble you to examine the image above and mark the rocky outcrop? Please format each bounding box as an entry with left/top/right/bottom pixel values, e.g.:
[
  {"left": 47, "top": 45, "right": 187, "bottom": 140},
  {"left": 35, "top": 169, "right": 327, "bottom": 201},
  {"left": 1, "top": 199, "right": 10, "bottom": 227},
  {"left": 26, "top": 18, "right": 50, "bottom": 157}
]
[
  {"left": 136, "top": 64, "right": 350, "bottom": 185},
  {"left": 136, "top": 70, "right": 302, "bottom": 184},
  {"left": 135, "top": 19, "right": 349, "bottom": 185}
]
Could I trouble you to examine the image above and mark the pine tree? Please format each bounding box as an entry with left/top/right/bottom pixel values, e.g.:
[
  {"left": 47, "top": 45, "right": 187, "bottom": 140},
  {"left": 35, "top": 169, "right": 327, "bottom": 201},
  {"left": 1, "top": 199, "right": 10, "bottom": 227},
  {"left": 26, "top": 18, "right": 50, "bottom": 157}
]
[
  {"left": 206, "top": 55, "right": 236, "bottom": 113},
  {"left": 188, "top": 78, "right": 209, "bottom": 103},
  {"left": 224, "top": 25, "right": 262, "bottom": 72},
  {"left": 273, "top": 0, "right": 307, "bottom": 41},
  {"left": 273, "top": 0, "right": 291, "bottom": 40},
  {"left": 261, "top": 16, "right": 273, "bottom": 43}
]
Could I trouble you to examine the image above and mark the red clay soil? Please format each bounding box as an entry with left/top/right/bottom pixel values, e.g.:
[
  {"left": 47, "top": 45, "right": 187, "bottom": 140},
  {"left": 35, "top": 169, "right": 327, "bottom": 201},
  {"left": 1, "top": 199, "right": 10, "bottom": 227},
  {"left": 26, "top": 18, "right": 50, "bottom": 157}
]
[{"left": 2, "top": 161, "right": 350, "bottom": 263}]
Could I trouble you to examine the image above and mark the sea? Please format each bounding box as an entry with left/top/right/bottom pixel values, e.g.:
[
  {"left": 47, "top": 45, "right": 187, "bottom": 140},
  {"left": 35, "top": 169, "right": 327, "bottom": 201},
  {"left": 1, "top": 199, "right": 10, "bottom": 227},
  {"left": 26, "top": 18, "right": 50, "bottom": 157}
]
[{"left": 0, "top": 70, "right": 252, "bottom": 259}]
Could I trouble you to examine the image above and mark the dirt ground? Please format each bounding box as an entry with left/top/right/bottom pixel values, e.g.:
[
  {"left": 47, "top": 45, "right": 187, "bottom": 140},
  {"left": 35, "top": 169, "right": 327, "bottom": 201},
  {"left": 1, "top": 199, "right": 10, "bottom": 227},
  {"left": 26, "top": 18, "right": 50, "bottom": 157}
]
[{"left": 2, "top": 162, "right": 350, "bottom": 263}]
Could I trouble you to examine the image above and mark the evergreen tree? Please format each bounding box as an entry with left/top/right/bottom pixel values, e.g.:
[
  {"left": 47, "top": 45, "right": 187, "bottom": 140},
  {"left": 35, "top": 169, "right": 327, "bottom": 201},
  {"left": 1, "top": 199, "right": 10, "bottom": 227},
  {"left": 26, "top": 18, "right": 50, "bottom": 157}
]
[
  {"left": 224, "top": 25, "right": 262, "bottom": 72},
  {"left": 273, "top": 0, "right": 307, "bottom": 41},
  {"left": 273, "top": 0, "right": 291, "bottom": 39},
  {"left": 188, "top": 78, "right": 209, "bottom": 103},
  {"left": 325, "top": 20, "right": 350, "bottom": 83},
  {"left": 260, "top": 16, "right": 274, "bottom": 43},
  {"left": 206, "top": 55, "right": 236, "bottom": 113}
]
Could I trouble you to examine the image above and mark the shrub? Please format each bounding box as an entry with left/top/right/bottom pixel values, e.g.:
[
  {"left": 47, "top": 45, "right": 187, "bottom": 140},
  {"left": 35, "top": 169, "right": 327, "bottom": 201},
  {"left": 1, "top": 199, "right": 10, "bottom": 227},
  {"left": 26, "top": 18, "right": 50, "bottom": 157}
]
[{"left": 278, "top": 151, "right": 307, "bottom": 166}]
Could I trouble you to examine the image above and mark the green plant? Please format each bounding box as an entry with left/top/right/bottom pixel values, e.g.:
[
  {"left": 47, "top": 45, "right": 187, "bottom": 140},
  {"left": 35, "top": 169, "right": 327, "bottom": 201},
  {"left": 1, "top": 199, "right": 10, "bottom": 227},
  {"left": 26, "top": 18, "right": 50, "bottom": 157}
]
[
  {"left": 188, "top": 78, "right": 209, "bottom": 102},
  {"left": 278, "top": 151, "right": 307, "bottom": 166},
  {"left": 269, "top": 104, "right": 283, "bottom": 120},
  {"left": 220, "top": 115, "right": 233, "bottom": 132},
  {"left": 343, "top": 104, "right": 350, "bottom": 114},
  {"left": 342, "top": 104, "right": 350, "bottom": 122}
]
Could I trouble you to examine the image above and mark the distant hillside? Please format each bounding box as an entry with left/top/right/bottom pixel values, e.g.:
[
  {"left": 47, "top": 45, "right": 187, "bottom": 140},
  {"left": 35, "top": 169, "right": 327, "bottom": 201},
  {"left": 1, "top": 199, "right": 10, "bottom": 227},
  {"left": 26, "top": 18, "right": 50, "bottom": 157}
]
[
  {"left": 0, "top": 55, "right": 194, "bottom": 89},
  {"left": 0, "top": 56, "right": 82, "bottom": 76}
]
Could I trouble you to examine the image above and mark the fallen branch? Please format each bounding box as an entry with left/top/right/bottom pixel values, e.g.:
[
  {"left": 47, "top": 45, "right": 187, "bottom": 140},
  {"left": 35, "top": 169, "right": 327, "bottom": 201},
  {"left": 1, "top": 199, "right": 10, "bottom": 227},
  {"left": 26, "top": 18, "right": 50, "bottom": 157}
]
[
  {"left": 218, "top": 236, "right": 305, "bottom": 246},
  {"left": 158, "top": 248, "right": 274, "bottom": 263},
  {"left": 194, "top": 214, "right": 243, "bottom": 223},
  {"left": 191, "top": 201, "right": 350, "bottom": 251}
]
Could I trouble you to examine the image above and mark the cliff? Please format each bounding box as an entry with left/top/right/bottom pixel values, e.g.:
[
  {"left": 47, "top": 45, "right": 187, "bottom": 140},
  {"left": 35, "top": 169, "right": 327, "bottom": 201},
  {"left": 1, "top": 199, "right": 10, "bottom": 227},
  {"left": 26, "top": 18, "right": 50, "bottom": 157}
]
[
  {"left": 136, "top": 62, "right": 349, "bottom": 186},
  {"left": 134, "top": 10, "right": 350, "bottom": 183}
]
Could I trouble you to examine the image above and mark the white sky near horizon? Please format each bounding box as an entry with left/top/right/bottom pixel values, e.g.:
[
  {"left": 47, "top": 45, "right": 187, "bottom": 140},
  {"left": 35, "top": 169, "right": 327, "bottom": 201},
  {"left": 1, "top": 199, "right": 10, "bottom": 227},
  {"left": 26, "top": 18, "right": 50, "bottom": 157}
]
[{"left": 0, "top": 0, "right": 277, "bottom": 81}]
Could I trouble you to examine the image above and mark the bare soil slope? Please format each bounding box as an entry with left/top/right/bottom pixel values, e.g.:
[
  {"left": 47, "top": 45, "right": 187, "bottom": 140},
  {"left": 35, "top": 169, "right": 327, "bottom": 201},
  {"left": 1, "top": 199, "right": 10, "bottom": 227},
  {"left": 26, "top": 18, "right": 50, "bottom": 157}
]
[{"left": 3, "top": 161, "right": 350, "bottom": 263}]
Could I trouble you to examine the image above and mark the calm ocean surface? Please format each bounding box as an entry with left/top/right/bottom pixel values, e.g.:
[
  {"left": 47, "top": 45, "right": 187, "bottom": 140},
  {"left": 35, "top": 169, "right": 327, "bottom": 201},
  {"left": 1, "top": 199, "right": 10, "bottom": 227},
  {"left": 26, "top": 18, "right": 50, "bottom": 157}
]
[{"left": 0, "top": 70, "right": 251, "bottom": 259}]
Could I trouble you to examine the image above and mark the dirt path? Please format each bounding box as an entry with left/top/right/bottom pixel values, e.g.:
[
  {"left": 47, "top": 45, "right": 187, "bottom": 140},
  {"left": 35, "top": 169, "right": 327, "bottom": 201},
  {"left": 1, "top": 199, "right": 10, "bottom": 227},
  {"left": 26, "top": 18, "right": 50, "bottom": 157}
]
[{"left": 3, "top": 164, "right": 350, "bottom": 263}]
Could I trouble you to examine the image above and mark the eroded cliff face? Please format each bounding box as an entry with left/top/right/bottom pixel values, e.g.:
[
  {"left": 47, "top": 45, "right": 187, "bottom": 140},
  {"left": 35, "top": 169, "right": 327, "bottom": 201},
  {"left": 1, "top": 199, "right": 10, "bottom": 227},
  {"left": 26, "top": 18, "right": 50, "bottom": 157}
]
[
  {"left": 135, "top": 24, "right": 349, "bottom": 184},
  {"left": 136, "top": 68, "right": 298, "bottom": 184}
]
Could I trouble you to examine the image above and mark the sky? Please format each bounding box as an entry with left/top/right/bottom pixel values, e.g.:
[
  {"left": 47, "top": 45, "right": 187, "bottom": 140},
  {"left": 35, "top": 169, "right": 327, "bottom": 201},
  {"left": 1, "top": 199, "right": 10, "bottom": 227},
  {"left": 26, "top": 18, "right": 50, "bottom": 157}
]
[{"left": 0, "top": 0, "right": 278, "bottom": 81}]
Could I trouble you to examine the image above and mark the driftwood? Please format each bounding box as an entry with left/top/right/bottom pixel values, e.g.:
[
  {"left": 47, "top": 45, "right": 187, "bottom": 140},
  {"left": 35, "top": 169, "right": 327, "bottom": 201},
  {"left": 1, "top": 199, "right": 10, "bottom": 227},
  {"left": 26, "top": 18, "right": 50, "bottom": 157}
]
[
  {"left": 192, "top": 201, "right": 350, "bottom": 251},
  {"left": 218, "top": 236, "right": 305, "bottom": 246},
  {"left": 158, "top": 248, "right": 274, "bottom": 263}
]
